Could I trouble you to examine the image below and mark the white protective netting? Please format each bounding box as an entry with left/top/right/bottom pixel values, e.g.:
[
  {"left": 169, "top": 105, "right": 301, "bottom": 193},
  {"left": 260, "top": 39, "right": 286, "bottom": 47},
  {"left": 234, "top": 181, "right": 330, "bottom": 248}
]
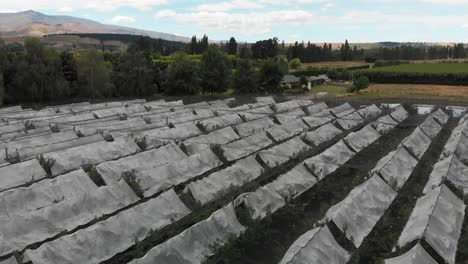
[
  {"left": 188, "top": 156, "right": 263, "bottom": 206},
  {"left": 0, "top": 256, "right": 18, "bottom": 264},
  {"left": 304, "top": 140, "right": 355, "bottom": 180},
  {"left": 344, "top": 124, "right": 381, "bottom": 152},
  {"left": 25, "top": 189, "right": 191, "bottom": 264},
  {"left": 397, "top": 185, "right": 465, "bottom": 264},
  {"left": 372, "top": 114, "right": 399, "bottom": 134},
  {"left": 96, "top": 142, "right": 187, "bottom": 185},
  {"left": 183, "top": 126, "right": 240, "bottom": 155},
  {"left": 390, "top": 106, "right": 409, "bottom": 123},
  {"left": 257, "top": 137, "right": 311, "bottom": 168},
  {"left": 307, "top": 102, "right": 328, "bottom": 115},
  {"left": 279, "top": 225, "right": 350, "bottom": 264},
  {"left": 273, "top": 101, "right": 302, "bottom": 113},
  {"left": 400, "top": 127, "right": 432, "bottom": 160},
  {"left": 385, "top": 243, "right": 437, "bottom": 264},
  {"left": 43, "top": 136, "right": 140, "bottom": 176},
  {"left": 267, "top": 119, "right": 309, "bottom": 142},
  {"left": 330, "top": 103, "right": 355, "bottom": 118},
  {"left": 358, "top": 104, "right": 382, "bottom": 119},
  {"left": 234, "top": 116, "right": 276, "bottom": 137},
  {"left": 335, "top": 111, "right": 365, "bottom": 130},
  {"left": 0, "top": 159, "right": 47, "bottom": 192},
  {"left": 222, "top": 132, "right": 274, "bottom": 161},
  {"left": 324, "top": 175, "right": 397, "bottom": 247},
  {"left": 234, "top": 163, "right": 316, "bottom": 219},
  {"left": 197, "top": 113, "right": 243, "bottom": 132},
  {"left": 370, "top": 147, "right": 418, "bottom": 190},
  {"left": 0, "top": 169, "right": 97, "bottom": 222},
  {"left": 0, "top": 180, "right": 138, "bottom": 256},
  {"left": 303, "top": 123, "right": 342, "bottom": 146},
  {"left": 127, "top": 203, "right": 245, "bottom": 264},
  {"left": 136, "top": 149, "right": 222, "bottom": 197},
  {"left": 423, "top": 154, "right": 468, "bottom": 195}
]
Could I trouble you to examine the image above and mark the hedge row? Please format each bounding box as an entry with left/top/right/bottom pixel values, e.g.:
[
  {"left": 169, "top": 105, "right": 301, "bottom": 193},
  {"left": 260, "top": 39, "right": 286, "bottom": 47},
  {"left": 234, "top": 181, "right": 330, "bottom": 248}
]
[{"left": 354, "top": 71, "right": 468, "bottom": 85}]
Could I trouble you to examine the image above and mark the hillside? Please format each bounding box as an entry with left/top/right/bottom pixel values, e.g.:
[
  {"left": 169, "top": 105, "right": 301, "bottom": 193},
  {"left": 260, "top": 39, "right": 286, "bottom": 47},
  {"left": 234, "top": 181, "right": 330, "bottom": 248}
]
[{"left": 0, "top": 10, "right": 190, "bottom": 43}]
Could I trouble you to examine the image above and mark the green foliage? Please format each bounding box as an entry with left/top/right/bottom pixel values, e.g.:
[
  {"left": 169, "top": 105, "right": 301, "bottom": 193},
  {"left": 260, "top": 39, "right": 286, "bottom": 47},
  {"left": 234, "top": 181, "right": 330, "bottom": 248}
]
[
  {"left": 122, "top": 170, "right": 144, "bottom": 198},
  {"left": 38, "top": 154, "right": 56, "bottom": 176},
  {"left": 258, "top": 59, "right": 284, "bottom": 93},
  {"left": 113, "top": 49, "right": 158, "bottom": 97},
  {"left": 289, "top": 58, "right": 302, "bottom": 69},
  {"left": 200, "top": 46, "right": 232, "bottom": 94},
  {"left": 226, "top": 37, "right": 238, "bottom": 55},
  {"left": 164, "top": 52, "right": 200, "bottom": 95},
  {"left": 350, "top": 76, "right": 370, "bottom": 92},
  {"left": 0, "top": 73, "right": 4, "bottom": 105},
  {"left": 251, "top": 38, "right": 279, "bottom": 59},
  {"left": 232, "top": 59, "right": 258, "bottom": 93},
  {"left": 77, "top": 49, "right": 113, "bottom": 98}
]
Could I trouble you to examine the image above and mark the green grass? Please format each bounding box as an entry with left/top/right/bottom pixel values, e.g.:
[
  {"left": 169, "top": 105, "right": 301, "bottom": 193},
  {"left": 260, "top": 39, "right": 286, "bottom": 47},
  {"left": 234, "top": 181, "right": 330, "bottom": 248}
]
[{"left": 366, "top": 63, "right": 468, "bottom": 74}]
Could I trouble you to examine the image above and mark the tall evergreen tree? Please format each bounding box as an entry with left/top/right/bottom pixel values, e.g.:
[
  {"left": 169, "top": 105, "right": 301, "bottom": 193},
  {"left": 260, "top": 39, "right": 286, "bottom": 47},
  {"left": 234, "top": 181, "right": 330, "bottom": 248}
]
[
  {"left": 227, "top": 37, "right": 238, "bottom": 55},
  {"left": 199, "top": 35, "right": 209, "bottom": 54},
  {"left": 77, "top": 49, "right": 113, "bottom": 98},
  {"left": 258, "top": 59, "right": 283, "bottom": 93},
  {"left": 164, "top": 52, "right": 200, "bottom": 95},
  {"left": 189, "top": 35, "right": 198, "bottom": 54}
]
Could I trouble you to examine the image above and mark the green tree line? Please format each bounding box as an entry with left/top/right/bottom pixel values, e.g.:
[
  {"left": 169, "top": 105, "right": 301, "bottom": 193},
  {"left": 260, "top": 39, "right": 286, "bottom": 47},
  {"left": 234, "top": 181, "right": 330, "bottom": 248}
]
[{"left": 0, "top": 36, "right": 288, "bottom": 105}]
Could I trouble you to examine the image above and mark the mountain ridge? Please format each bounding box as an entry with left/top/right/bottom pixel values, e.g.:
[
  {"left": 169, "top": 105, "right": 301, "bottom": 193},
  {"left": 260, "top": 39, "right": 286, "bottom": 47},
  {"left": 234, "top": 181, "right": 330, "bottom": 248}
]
[{"left": 0, "top": 10, "right": 190, "bottom": 43}]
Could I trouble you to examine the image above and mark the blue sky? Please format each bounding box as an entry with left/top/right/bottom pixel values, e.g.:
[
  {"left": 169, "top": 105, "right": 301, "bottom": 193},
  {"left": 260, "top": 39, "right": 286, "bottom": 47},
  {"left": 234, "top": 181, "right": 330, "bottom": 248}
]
[{"left": 2, "top": 0, "right": 468, "bottom": 43}]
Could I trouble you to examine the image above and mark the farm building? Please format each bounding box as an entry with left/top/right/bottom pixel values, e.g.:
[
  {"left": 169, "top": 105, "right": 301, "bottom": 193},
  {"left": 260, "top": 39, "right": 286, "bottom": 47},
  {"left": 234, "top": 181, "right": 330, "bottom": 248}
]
[{"left": 281, "top": 74, "right": 330, "bottom": 89}]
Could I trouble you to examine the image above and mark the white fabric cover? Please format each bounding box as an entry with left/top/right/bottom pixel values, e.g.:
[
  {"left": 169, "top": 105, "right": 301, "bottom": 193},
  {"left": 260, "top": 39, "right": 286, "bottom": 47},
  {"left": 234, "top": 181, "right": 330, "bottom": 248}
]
[
  {"left": 96, "top": 142, "right": 187, "bottom": 185},
  {"left": 25, "top": 189, "right": 191, "bottom": 264},
  {"left": 127, "top": 203, "right": 245, "bottom": 264},
  {"left": 423, "top": 155, "right": 468, "bottom": 195},
  {"left": 431, "top": 109, "right": 449, "bottom": 125},
  {"left": 0, "top": 169, "right": 97, "bottom": 221},
  {"left": 0, "top": 257, "right": 18, "bottom": 264},
  {"left": 257, "top": 137, "right": 311, "bottom": 168},
  {"left": 234, "top": 116, "right": 276, "bottom": 137},
  {"left": 303, "top": 123, "right": 342, "bottom": 146},
  {"left": 0, "top": 130, "right": 78, "bottom": 151},
  {"left": 235, "top": 184, "right": 285, "bottom": 219},
  {"left": 276, "top": 109, "right": 306, "bottom": 124},
  {"left": 137, "top": 149, "right": 222, "bottom": 197},
  {"left": 44, "top": 137, "right": 140, "bottom": 176},
  {"left": 139, "top": 122, "right": 203, "bottom": 148},
  {"left": 279, "top": 226, "right": 350, "bottom": 264},
  {"left": 273, "top": 101, "right": 301, "bottom": 113},
  {"left": 307, "top": 102, "right": 328, "bottom": 115},
  {"left": 325, "top": 175, "right": 397, "bottom": 247},
  {"left": 441, "top": 126, "right": 468, "bottom": 162},
  {"left": 400, "top": 127, "right": 432, "bottom": 160},
  {"left": 372, "top": 115, "right": 399, "bottom": 134},
  {"left": 222, "top": 132, "right": 273, "bottom": 161},
  {"left": 0, "top": 123, "right": 25, "bottom": 135},
  {"left": 371, "top": 147, "right": 418, "bottom": 190},
  {"left": 304, "top": 140, "right": 355, "bottom": 180},
  {"left": 302, "top": 115, "right": 333, "bottom": 128},
  {"left": 0, "top": 181, "right": 138, "bottom": 256},
  {"left": 419, "top": 117, "right": 442, "bottom": 139},
  {"left": 385, "top": 243, "right": 437, "bottom": 264},
  {"left": 267, "top": 119, "right": 309, "bottom": 142},
  {"left": 188, "top": 156, "right": 263, "bottom": 205},
  {"left": 0, "top": 159, "right": 47, "bottom": 192},
  {"left": 397, "top": 185, "right": 465, "bottom": 264},
  {"left": 256, "top": 96, "right": 276, "bottom": 105},
  {"left": 336, "top": 111, "right": 364, "bottom": 130},
  {"left": 330, "top": 103, "right": 355, "bottom": 117},
  {"left": 344, "top": 124, "right": 381, "bottom": 152},
  {"left": 197, "top": 114, "right": 243, "bottom": 132},
  {"left": 184, "top": 127, "right": 240, "bottom": 155},
  {"left": 19, "top": 134, "right": 104, "bottom": 160},
  {"left": 358, "top": 104, "right": 382, "bottom": 119},
  {"left": 390, "top": 106, "right": 409, "bottom": 123},
  {"left": 268, "top": 163, "right": 317, "bottom": 199},
  {"left": 235, "top": 163, "right": 317, "bottom": 220}
]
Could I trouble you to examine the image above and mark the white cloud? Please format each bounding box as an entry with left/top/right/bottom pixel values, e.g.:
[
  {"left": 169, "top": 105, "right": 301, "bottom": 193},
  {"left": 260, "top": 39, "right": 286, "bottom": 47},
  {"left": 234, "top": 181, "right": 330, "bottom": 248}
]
[
  {"left": 58, "top": 7, "right": 73, "bottom": 12},
  {"left": 109, "top": 15, "right": 136, "bottom": 23},
  {"left": 195, "top": 0, "right": 264, "bottom": 12},
  {"left": 156, "top": 9, "right": 316, "bottom": 36},
  {"left": 420, "top": 0, "right": 468, "bottom": 4},
  {"left": 0, "top": 0, "right": 168, "bottom": 12},
  {"left": 321, "top": 2, "right": 336, "bottom": 11}
]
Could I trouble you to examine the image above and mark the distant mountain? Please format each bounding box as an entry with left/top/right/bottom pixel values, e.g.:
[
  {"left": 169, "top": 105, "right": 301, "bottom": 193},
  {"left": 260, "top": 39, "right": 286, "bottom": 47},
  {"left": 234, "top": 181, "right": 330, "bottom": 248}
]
[{"left": 0, "top": 10, "right": 190, "bottom": 42}]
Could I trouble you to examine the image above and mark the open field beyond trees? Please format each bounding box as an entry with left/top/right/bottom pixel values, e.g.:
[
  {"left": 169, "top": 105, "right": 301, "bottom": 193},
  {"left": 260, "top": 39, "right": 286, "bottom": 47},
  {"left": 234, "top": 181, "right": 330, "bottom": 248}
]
[{"left": 366, "top": 63, "right": 468, "bottom": 74}]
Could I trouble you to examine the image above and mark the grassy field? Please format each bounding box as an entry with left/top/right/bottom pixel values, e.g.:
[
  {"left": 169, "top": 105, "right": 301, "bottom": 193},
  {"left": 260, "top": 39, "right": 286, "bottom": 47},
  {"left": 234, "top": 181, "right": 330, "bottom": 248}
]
[
  {"left": 291, "top": 61, "right": 370, "bottom": 72},
  {"left": 367, "top": 63, "right": 468, "bottom": 74},
  {"left": 311, "top": 83, "right": 468, "bottom": 104}
]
